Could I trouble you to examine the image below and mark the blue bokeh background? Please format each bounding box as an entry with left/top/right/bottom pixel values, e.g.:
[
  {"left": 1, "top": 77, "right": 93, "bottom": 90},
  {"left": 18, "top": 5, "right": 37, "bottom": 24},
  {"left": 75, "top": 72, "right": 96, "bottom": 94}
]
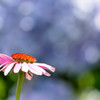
[{"left": 0, "top": 0, "right": 100, "bottom": 100}]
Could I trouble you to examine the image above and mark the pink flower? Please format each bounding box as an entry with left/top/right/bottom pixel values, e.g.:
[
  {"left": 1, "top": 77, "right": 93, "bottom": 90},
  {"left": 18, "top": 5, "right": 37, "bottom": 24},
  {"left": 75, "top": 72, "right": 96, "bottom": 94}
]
[{"left": 0, "top": 53, "right": 55, "bottom": 80}]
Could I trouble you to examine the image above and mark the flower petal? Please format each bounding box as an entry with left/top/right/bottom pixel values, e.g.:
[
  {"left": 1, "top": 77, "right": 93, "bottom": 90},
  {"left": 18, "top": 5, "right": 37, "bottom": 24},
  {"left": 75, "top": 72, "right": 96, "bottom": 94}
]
[
  {"left": 4, "top": 63, "right": 15, "bottom": 76},
  {"left": 0, "top": 62, "right": 8, "bottom": 68},
  {"left": 43, "top": 72, "right": 51, "bottom": 76},
  {"left": 28, "top": 64, "right": 43, "bottom": 75},
  {"left": 29, "top": 64, "right": 51, "bottom": 76},
  {"left": 0, "top": 64, "right": 9, "bottom": 71},
  {"left": 14, "top": 63, "right": 22, "bottom": 73},
  {"left": 26, "top": 72, "right": 32, "bottom": 80},
  {"left": 21, "top": 62, "right": 29, "bottom": 72},
  {"left": 33, "top": 63, "right": 55, "bottom": 72},
  {"left": 0, "top": 54, "right": 14, "bottom": 64}
]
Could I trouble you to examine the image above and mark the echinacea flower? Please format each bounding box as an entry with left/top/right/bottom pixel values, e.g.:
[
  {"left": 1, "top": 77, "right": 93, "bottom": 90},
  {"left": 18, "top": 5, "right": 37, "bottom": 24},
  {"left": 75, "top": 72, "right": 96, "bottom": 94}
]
[{"left": 0, "top": 53, "right": 55, "bottom": 80}]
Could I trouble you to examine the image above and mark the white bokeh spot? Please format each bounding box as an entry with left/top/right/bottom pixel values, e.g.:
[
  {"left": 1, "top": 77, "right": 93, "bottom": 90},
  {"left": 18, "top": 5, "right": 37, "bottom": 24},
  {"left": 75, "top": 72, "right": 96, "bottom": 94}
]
[
  {"left": 19, "top": 17, "right": 35, "bottom": 32},
  {"left": 84, "top": 46, "right": 100, "bottom": 64},
  {"left": 18, "top": 1, "right": 35, "bottom": 15}
]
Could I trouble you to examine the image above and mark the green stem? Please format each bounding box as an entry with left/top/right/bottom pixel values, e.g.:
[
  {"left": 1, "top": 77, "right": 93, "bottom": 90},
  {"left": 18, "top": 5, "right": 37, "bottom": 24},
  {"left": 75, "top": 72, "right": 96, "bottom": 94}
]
[{"left": 16, "top": 71, "right": 24, "bottom": 100}]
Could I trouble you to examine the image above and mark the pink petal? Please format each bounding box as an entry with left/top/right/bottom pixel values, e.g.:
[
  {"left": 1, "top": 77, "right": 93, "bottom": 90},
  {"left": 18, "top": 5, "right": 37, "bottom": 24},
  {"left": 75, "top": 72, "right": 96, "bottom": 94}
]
[
  {"left": 0, "top": 62, "right": 8, "bottom": 68},
  {"left": 0, "top": 64, "right": 9, "bottom": 71},
  {"left": 44, "top": 72, "right": 51, "bottom": 76},
  {"left": 33, "top": 63, "right": 55, "bottom": 72},
  {"left": 4, "top": 63, "right": 15, "bottom": 76},
  {"left": 26, "top": 72, "right": 32, "bottom": 80},
  {"left": 28, "top": 64, "right": 43, "bottom": 75},
  {"left": 21, "top": 62, "right": 29, "bottom": 72},
  {"left": 14, "top": 63, "right": 22, "bottom": 73},
  {"left": 29, "top": 64, "right": 51, "bottom": 76},
  {"left": 0, "top": 54, "right": 14, "bottom": 64}
]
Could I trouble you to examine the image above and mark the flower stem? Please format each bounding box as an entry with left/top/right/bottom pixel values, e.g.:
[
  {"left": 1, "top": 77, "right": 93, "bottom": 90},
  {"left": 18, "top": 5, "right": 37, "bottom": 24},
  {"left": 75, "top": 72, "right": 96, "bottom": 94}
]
[{"left": 16, "top": 71, "right": 24, "bottom": 100}]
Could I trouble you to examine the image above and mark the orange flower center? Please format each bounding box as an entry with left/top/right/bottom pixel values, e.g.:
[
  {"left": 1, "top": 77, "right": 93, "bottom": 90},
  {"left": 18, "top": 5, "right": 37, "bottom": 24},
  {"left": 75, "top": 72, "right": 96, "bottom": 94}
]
[{"left": 11, "top": 53, "right": 36, "bottom": 63}]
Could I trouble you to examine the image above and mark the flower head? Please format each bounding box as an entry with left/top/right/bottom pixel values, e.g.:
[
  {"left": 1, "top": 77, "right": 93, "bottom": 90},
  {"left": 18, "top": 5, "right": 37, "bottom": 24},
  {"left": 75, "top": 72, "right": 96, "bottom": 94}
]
[{"left": 0, "top": 53, "right": 55, "bottom": 80}]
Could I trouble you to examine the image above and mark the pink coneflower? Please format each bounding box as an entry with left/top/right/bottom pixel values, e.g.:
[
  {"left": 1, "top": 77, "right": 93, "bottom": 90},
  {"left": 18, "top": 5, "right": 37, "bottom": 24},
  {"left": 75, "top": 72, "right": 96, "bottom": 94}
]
[{"left": 0, "top": 53, "right": 55, "bottom": 80}]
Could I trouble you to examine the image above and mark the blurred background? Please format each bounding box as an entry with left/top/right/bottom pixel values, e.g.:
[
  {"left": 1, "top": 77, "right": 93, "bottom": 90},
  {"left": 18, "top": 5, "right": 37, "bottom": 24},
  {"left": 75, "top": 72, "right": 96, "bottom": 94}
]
[{"left": 0, "top": 0, "right": 100, "bottom": 100}]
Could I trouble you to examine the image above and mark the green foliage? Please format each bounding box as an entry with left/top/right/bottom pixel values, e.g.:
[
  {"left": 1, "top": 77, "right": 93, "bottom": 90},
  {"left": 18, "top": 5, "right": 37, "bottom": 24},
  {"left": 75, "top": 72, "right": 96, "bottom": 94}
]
[{"left": 0, "top": 72, "right": 18, "bottom": 100}]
